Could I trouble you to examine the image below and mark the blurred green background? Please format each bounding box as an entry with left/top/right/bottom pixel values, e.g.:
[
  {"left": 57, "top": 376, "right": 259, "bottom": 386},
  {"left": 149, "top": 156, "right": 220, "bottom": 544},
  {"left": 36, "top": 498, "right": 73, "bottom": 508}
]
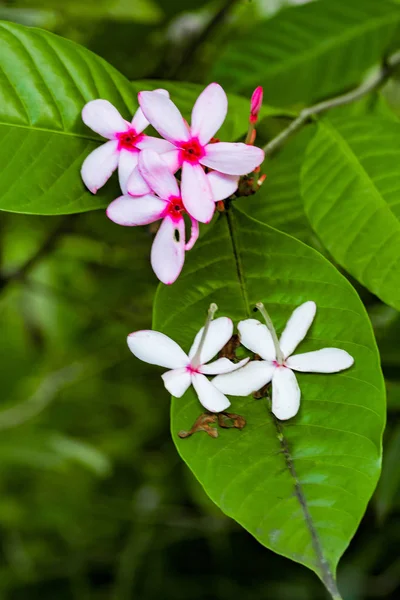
[{"left": 0, "top": 0, "right": 400, "bottom": 598}]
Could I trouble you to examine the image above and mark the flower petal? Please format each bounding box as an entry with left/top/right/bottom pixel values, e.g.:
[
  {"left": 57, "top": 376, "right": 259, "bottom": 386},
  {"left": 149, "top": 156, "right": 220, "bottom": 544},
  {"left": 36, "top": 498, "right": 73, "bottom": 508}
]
[
  {"left": 162, "top": 368, "right": 191, "bottom": 397},
  {"left": 106, "top": 194, "right": 166, "bottom": 226},
  {"left": 151, "top": 216, "right": 186, "bottom": 285},
  {"left": 82, "top": 99, "right": 128, "bottom": 139},
  {"left": 207, "top": 171, "right": 239, "bottom": 201},
  {"left": 126, "top": 165, "right": 152, "bottom": 196},
  {"left": 190, "top": 83, "right": 228, "bottom": 145},
  {"left": 184, "top": 218, "right": 199, "bottom": 251},
  {"left": 237, "top": 319, "right": 276, "bottom": 361},
  {"left": 139, "top": 150, "right": 180, "bottom": 200},
  {"left": 212, "top": 360, "right": 275, "bottom": 396},
  {"left": 181, "top": 162, "right": 215, "bottom": 223},
  {"left": 136, "top": 136, "right": 176, "bottom": 153},
  {"left": 81, "top": 140, "right": 119, "bottom": 193},
  {"left": 199, "top": 357, "right": 249, "bottom": 375},
  {"left": 279, "top": 301, "right": 317, "bottom": 359},
  {"left": 160, "top": 149, "right": 182, "bottom": 173},
  {"left": 286, "top": 348, "right": 354, "bottom": 373},
  {"left": 118, "top": 148, "right": 139, "bottom": 194},
  {"left": 127, "top": 330, "right": 189, "bottom": 369},
  {"left": 131, "top": 88, "right": 170, "bottom": 132},
  {"left": 191, "top": 372, "right": 230, "bottom": 413},
  {"left": 189, "top": 317, "right": 233, "bottom": 365},
  {"left": 271, "top": 367, "right": 300, "bottom": 420},
  {"left": 201, "top": 142, "right": 265, "bottom": 175},
  {"left": 138, "top": 91, "right": 190, "bottom": 144}
]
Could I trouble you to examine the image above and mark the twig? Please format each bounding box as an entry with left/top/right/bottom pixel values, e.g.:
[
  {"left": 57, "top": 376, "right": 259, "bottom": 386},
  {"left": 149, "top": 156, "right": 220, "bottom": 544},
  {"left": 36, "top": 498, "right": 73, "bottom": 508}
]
[{"left": 263, "top": 51, "right": 400, "bottom": 157}]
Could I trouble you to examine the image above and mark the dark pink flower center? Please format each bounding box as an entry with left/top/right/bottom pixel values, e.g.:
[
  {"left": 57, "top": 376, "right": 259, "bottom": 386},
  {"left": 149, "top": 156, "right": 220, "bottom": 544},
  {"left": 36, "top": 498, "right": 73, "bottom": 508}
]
[
  {"left": 166, "top": 196, "right": 185, "bottom": 221},
  {"left": 116, "top": 128, "right": 143, "bottom": 152},
  {"left": 179, "top": 138, "right": 205, "bottom": 164},
  {"left": 273, "top": 360, "right": 287, "bottom": 368},
  {"left": 187, "top": 364, "right": 200, "bottom": 374}
]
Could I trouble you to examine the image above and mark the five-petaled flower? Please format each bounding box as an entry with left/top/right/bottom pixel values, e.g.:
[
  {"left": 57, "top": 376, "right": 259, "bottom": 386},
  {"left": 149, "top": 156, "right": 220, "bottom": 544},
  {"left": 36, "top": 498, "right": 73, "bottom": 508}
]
[
  {"left": 213, "top": 301, "right": 354, "bottom": 420},
  {"left": 127, "top": 304, "right": 249, "bottom": 413},
  {"left": 81, "top": 90, "right": 172, "bottom": 195},
  {"left": 136, "top": 83, "right": 265, "bottom": 223}
]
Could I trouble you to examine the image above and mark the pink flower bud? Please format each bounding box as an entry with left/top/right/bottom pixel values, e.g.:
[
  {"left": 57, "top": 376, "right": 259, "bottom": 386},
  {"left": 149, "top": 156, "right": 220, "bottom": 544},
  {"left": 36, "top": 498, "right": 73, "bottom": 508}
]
[{"left": 250, "top": 86, "right": 263, "bottom": 123}]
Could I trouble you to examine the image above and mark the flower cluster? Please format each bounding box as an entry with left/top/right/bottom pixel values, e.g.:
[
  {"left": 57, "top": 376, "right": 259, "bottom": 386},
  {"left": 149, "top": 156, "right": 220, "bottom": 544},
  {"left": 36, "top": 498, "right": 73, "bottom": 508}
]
[
  {"left": 81, "top": 83, "right": 265, "bottom": 285},
  {"left": 127, "top": 301, "right": 354, "bottom": 421}
]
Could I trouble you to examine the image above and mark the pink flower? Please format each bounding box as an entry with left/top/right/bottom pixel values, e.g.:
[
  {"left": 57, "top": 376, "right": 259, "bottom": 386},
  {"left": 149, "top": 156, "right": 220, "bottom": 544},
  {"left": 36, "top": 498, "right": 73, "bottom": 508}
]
[
  {"left": 107, "top": 150, "right": 199, "bottom": 285},
  {"left": 137, "top": 83, "right": 265, "bottom": 223},
  {"left": 81, "top": 90, "right": 172, "bottom": 195},
  {"left": 250, "top": 86, "right": 263, "bottom": 124}
]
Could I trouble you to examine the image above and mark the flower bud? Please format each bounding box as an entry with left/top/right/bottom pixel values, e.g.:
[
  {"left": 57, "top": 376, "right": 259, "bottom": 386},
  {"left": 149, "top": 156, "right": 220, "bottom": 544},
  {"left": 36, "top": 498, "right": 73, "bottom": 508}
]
[{"left": 250, "top": 86, "right": 263, "bottom": 123}]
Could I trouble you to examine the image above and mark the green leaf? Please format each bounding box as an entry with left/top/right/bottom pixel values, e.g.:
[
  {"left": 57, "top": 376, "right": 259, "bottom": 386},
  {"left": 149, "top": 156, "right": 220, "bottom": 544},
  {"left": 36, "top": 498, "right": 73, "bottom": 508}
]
[
  {"left": 210, "top": 0, "right": 400, "bottom": 107},
  {"left": 153, "top": 208, "right": 385, "bottom": 586},
  {"left": 375, "top": 424, "right": 400, "bottom": 521},
  {"left": 301, "top": 117, "right": 400, "bottom": 311}
]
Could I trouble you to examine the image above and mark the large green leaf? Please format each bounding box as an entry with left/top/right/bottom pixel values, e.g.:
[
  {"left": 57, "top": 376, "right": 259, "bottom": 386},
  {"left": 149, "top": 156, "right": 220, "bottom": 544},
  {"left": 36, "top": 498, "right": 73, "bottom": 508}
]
[
  {"left": 0, "top": 22, "right": 263, "bottom": 216},
  {"left": 301, "top": 117, "right": 400, "bottom": 311},
  {"left": 210, "top": 0, "right": 400, "bottom": 107},
  {"left": 153, "top": 208, "right": 385, "bottom": 589}
]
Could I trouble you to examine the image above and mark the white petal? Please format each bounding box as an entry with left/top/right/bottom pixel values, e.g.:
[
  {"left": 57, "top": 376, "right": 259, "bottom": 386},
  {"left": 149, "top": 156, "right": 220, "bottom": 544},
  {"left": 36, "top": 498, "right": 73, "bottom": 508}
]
[
  {"left": 189, "top": 317, "right": 233, "bottom": 365},
  {"left": 161, "top": 368, "right": 191, "bottom": 397},
  {"left": 199, "top": 357, "right": 249, "bottom": 375},
  {"left": 151, "top": 216, "right": 186, "bottom": 285},
  {"left": 201, "top": 142, "right": 265, "bottom": 175},
  {"left": 138, "top": 91, "right": 189, "bottom": 144},
  {"left": 106, "top": 194, "right": 166, "bottom": 226},
  {"left": 181, "top": 162, "right": 215, "bottom": 223},
  {"left": 192, "top": 373, "right": 230, "bottom": 413},
  {"left": 237, "top": 319, "right": 276, "bottom": 361},
  {"left": 136, "top": 136, "right": 176, "bottom": 153},
  {"left": 118, "top": 149, "right": 139, "bottom": 194},
  {"left": 286, "top": 348, "right": 354, "bottom": 373},
  {"left": 160, "top": 149, "right": 182, "bottom": 173},
  {"left": 131, "top": 88, "right": 170, "bottom": 133},
  {"left": 279, "top": 301, "right": 317, "bottom": 359},
  {"left": 82, "top": 99, "right": 128, "bottom": 139},
  {"left": 139, "top": 150, "right": 180, "bottom": 200},
  {"left": 190, "top": 83, "right": 228, "bottom": 145},
  {"left": 271, "top": 367, "right": 300, "bottom": 420},
  {"left": 184, "top": 218, "right": 199, "bottom": 251},
  {"left": 81, "top": 140, "right": 119, "bottom": 193},
  {"left": 127, "top": 330, "right": 189, "bottom": 369},
  {"left": 126, "top": 165, "right": 152, "bottom": 196},
  {"left": 207, "top": 171, "right": 239, "bottom": 201},
  {"left": 212, "top": 360, "right": 275, "bottom": 396}
]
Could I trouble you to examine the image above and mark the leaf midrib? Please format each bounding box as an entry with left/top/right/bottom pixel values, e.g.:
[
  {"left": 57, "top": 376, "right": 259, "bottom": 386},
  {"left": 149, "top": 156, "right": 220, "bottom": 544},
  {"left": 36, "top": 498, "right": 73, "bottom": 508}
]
[{"left": 0, "top": 120, "right": 100, "bottom": 143}]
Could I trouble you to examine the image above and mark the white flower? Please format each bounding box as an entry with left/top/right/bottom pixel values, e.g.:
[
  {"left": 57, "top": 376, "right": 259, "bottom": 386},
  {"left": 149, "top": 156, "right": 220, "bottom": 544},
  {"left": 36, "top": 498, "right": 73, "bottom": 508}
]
[
  {"left": 127, "top": 305, "right": 248, "bottom": 413},
  {"left": 212, "top": 301, "right": 354, "bottom": 420}
]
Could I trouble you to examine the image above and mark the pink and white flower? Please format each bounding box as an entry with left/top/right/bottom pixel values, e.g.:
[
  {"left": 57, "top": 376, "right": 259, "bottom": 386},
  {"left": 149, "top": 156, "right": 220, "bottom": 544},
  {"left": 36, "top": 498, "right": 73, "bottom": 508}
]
[
  {"left": 136, "top": 83, "right": 265, "bottom": 223},
  {"left": 212, "top": 301, "right": 354, "bottom": 420},
  {"left": 107, "top": 150, "right": 199, "bottom": 285},
  {"left": 127, "top": 304, "right": 249, "bottom": 413},
  {"left": 81, "top": 90, "right": 172, "bottom": 195}
]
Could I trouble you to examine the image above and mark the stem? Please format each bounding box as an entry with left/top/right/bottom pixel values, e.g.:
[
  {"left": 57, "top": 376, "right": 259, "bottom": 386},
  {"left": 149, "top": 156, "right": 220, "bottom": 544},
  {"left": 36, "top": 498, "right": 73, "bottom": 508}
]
[
  {"left": 262, "top": 51, "right": 400, "bottom": 157},
  {"left": 191, "top": 302, "right": 218, "bottom": 368},
  {"left": 255, "top": 302, "right": 284, "bottom": 364}
]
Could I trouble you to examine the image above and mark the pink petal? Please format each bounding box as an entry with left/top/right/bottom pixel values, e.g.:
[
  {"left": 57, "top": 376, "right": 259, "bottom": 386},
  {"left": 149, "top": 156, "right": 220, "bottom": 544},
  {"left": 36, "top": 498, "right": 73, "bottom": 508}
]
[
  {"left": 271, "top": 368, "right": 300, "bottom": 420},
  {"left": 159, "top": 149, "right": 182, "bottom": 173},
  {"left": 161, "top": 367, "right": 191, "bottom": 397},
  {"left": 106, "top": 194, "right": 166, "bottom": 226},
  {"left": 151, "top": 216, "right": 186, "bottom": 285},
  {"left": 200, "top": 357, "right": 249, "bottom": 375},
  {"left": 189, "top": 317, "right": 233, "bottom": 365},
  {"left": 127, "top": 330, "right": 189, "bottom": 369},
  {"left": 237, "top": 319, "right": 276, "bottom": 361},
  {"left": 286, "top": 348, "right": 354, "bottom": 373},
  {"left": 279, "top": 301, "right": 317, "bottom": 359},
  {"left": 118, "top": 148, "right": 139, "bottom": 194},
  {"left": 213, "top": 360, "right": 275, "bottom": 396},
  {"left": 184, "top": 218, "right": 199, "bottom": 251},
  {"left": 201, "top": 142, "right": 265, "bottom": 175},
  {"left": 139, "top": 150, "right": 180, "bottom": 200},
  {"left": 138, "top": 91, "right": 190, "bottom": 144},
  {"left": 81, "top": 140, "right": 119, "bottom": 193},
  {"left": 207, "top": 171, "right": 239, "bottom": 201},
  {"left": 190, "top": 83, "right": 228, "bottom": 145},
  {"left": 82, "top": 100, "right": 128, "bottom": 139},
  {"left": 191, "top": 372, "right": 230, "bottom": 413},
  {"left": 181, "top": 162, "right": 215, "bottom": 223},
  {"left": 136, "top": 136, "right": 176, "bottom": 153},
  {"left": 126, "top": 165, "right": 152, "bottom": 196},
  {"left": 131, "top": 88, "right": 170, "bottom": 133}
]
